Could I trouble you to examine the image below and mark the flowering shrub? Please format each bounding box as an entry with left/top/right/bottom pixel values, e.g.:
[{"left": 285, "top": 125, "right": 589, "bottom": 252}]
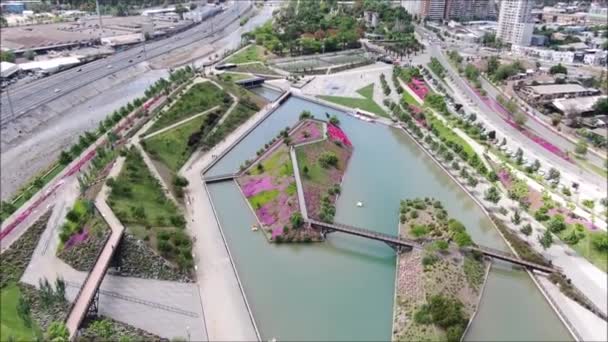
[
  {"left": 291, "top": 120, "right": 323, "bottom": 145},
  {"left": 408, "top": 78, "right": 430, "bottom": 100},
  {"left": 64, "top": 229, "right": 89, "bottom": 250},
  {"left": 327, "top": 124, "right": 352, "bottom": 147},
  {"left": 241, "top": 176, "right": 274, "bottom": 197}
]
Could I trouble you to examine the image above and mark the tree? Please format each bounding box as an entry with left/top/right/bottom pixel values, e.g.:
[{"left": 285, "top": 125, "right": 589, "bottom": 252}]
[
  {"left": 549, "top": 63, "right": 567, "bottom": 75},
  {"left": 538, "top": 230, "right": 553, "bottom": 250},
  {"left": 575, "top": 140, "right": 588, "bottom": 156},
  {"left": 175, "top": 3, "right": 187, "bottom": 20},
  {"left": 24, "top": 49, "right": 36, "bottom": 61},
  {"left": 593, "top": 97, "right": 608, "bottom": 115},
  {"left": 303, "top": 165, "right": 309, "bottom": 177},
  {"left": 55, "top": 277, "right": 66, "bottom": 301},
  {"left": 46, "top": 322, "right": 69, "bottom": 342},
  {"left": 0, "top": 50, "right": 15, "bottom": 62},
  {"left": 548, "top": 167, "right": 560, "bottom": 181},
  {"left": 520, "top": 223, "right": 532, "bottom": 236},
  {"left": 591, "top": 232, "right": 608, "bottom": 252},
  {"left": 88, "top": 319, "right": 114, "bottom": 339},
  {"left": 514, "top": 112, "right": 527, "bottom": 126},
  {"left": 318, "top": 151, "right": 338, "bottom": 168},
  {"left": 299, "top": 110, "right": 313, "bottom": 120},
  {"left": 329, "top": 115, "right": 340, "bottom": 126},
  {"left": 511, "top": 209, "right": 521, "bottom": 225}
]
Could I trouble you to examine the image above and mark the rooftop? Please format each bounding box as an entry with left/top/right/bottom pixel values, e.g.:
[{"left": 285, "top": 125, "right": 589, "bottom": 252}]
[
  {"left": 529, "top": 83, "right": 596, "bottom": 95},
  {"left": 552, "top": 95, "right": 607, "bottom": 113}
]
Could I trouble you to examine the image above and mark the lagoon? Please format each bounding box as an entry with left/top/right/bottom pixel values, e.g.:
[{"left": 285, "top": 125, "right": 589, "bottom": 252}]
[{"left": 205, "top": 96, "right": 571, "bottom": 341}]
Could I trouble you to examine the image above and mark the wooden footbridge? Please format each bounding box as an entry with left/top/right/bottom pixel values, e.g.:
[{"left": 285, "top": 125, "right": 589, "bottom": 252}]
[{"left": 308, "top": 219, "right": 559, "bottom": 274}]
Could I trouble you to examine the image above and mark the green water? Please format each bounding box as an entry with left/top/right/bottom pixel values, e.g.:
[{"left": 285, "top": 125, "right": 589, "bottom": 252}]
[
  {"left": 249, "top": 85, "right": 283, "bottom": 102},
  {"left": 206, "top": 96, "right": 572, "bottom": 341}
]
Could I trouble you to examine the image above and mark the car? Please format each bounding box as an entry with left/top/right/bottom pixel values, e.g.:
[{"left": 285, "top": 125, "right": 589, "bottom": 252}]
[
  {"left": 76, "top": 68, "right": 82, "bottom": 72},
  {"left": 107, "top": 65, "right": 113, "bottom": 69},
  {"left": 136, "top": 55, "right": 141, "bottom": 58},
  {"left": 129, "top": 59, "right": 133, "bottom": 63},
  {"left": 54, "top": 88, "right": 61, "bottom": 93}
]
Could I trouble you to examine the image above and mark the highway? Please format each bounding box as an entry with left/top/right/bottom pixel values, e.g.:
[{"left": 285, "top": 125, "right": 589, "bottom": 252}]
[
  {"left": 428, "top": 44, "right": 606, "bottom": 191},
  {"left": 478, "top": 76, "right": 606, "bottom": 169},
  {"left": 0, "top": 1, "right": 251, "bottom": 126}
]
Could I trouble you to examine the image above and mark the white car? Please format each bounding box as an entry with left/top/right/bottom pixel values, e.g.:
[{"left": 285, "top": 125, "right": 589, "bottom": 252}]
[
  {"left": 107, "top": 65, "right": 113, "bottom": 69},
  {"left": 54, "top": 88, "right": 61, "bottom": 93}
]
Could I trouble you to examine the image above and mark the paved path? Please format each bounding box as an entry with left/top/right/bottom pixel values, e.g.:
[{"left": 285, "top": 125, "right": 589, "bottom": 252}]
[
  {"left": 19, "top": 156, "right": 207, "bottom": 341},
  {"left": 179, "top": 101, "right": 278, "bottom": 340},
  {"left": 143, "top": 105, "right": 221, "bottom": 140},
  {"left": 66, "top": 157, "right": 126, "bottom": 339},
  {"left": 289, "top": 146, "right": 308, "bottom": 220}
]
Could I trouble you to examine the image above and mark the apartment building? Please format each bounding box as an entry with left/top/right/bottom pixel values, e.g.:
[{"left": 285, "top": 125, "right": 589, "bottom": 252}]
[{"left": 497, "top": 0, "right": 534, "bottom": 46}]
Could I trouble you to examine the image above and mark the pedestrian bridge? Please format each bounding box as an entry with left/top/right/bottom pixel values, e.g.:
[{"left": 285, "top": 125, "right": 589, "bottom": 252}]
[
  {"left": 308, "top": 219, "right": 559, "bottom": 274},
  {"left": 204, "top": 173, "right": 237, "bottom": 183}
]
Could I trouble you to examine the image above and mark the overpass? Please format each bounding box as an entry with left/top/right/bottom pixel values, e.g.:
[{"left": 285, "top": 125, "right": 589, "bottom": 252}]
[{"left": 308, "top": 219, "right": 559, "bottom": 274}]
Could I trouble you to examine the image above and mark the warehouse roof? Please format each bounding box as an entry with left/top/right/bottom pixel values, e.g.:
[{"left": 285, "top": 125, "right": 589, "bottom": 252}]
[{"left": 529, "top": 83, "right": 596, "bottom": 95}]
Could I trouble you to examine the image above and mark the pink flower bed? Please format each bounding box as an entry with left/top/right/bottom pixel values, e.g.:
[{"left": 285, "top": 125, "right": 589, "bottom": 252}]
[
  {"left": 64, "top": 229, "right": 89, "bottom": 250},
  {"left": 408, "top": 78, "right": 429, "bottom": 100},
  {"left": 241, "top": 176, "right": 273, "bottom": 197},
  {"left": 291, "top": 120, "right": 323, "bottom": 145},
  {"left": 466, "top": 80, "right": 571, "bottom": 163},
  {"left": 548, "top": 208, "right": 598, "bottom": 231},
  {"left": 498, "top": 169, "right": 512, "bottom": 187},
  {"left": 327, "top": 124, "right": 352, "bottom": 147}
]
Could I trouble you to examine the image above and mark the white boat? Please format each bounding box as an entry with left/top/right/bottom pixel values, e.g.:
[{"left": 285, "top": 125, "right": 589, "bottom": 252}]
[
  {"left": 251, "top": 225, "right": 259, "bottom": 231},
  {"left": 356, "top": 201, "right": 364, "bottom": 207}
]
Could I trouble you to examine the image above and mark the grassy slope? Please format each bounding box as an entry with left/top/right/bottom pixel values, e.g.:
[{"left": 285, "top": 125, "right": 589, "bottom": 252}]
[
  {"left": 226, "top": 45, "right": 267, "bottom": 64},
  {"left": 1, "top": 285, "right": 40, "bottom": 341},
  {"left": 109, "top": 149, "right": 181, "bottom": 230},
  {"left": 144, "top": 115, "right": 206, "bottom": 172},
  {"left": 148, "top": 82, "right": 228, "bottom": 133},
  {"left": 557, "top": 226, "right": 608, "bottom": 272},
  {"left": 426, "top": 114, "right": 475, "bottom": 158},
  {"left": 319, "top": 83, "right": 388, "bottom": 118},
  {"left": 402, "top": 90, "right": 420, "bottom": 106}
]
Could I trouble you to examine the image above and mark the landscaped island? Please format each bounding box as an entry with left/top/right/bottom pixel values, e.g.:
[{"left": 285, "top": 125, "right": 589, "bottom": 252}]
[
  {"left": 295, "top": 119, "right": 353, "bottom": 223},
  {"left": 236, "top": 118, "right": 326, "bottom": 243},
  {"left": 235, "top": 114, "right": 353, "bottom": 243},
  {"left": 393, "top": 198, "right": 489, "bottom": 342}
]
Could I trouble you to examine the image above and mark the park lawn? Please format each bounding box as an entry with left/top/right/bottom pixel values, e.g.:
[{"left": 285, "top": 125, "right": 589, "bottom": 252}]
[
  {"left": 356, "top": 83, "right": 374, "bottom": 99},
  {"left": 557, "top": 226, "right": 608, "bottom": 272},
  {"left": 249, "top": 190, "right": 280, "bottom": 209},
  {"left": 144, "top": 115, "right": 207, "bottom": 172},
  {"left": 226, "top": 45, "right": 269, "bottom": 64},
  {"left": 148, "top": 82, "right": 230, "bottom": 134},
  {"left": 425, "top": 113, "right": 475, "bottom": 158},
  {"left": 574, "top": 155, "right": 608, "bottom": 178},
  {"left": 319, "top": 94, "right": 388, "bottom": 118},
  {"left": 233, "top": 62, "right": 280, "bottom": 76},
  {"left": 109, "top": 148, "right": 181, "bottom": 227},
  {"left": 402, "top": 90, "right": 421, "bottom": 106},
  {"left": 221, "top": 72, "right": 253, "bottom": 82},
  {"left": 1, "top": 284, "right": 40, "bottom": 342}
]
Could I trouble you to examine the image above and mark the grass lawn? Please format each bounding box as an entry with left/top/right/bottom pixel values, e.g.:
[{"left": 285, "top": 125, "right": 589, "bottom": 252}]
[
  {"left": 557, "top": 226, "right": 607, "bottom": 272},
  {"left": 1, "top": 284, "right": 40, "bottom": 342},
  {"left": 233, "top": 62, "right": 280, "bottom": 76},
  {"left": 402, "top": 90, "right": 421, "bottom": 106},
  {"left": 221, "top": 72, "right": 254, "bottom": 82},
  {"left": 574, "top": 155, "right": 608, "bottom": 178},
  {"left": 108, "top": 148, "right": 192, "bottom": 270},
  {"left": 425, "top": 113, "right": 475, "bottom": 158},
  {"left": 226, "top": 45, "right": 269, "bottom": 64},
  {"left": 144, "top": 110, "right": 222, "bottom": 172},
  {"left": 148, "top": 82, "right": 230, "bottom": 134},
  {"left": 357, "top": 83, "right": 374, "bottom": 98},
  {"left": 319, "top": 83, "right": 388, "bottom": 118}
]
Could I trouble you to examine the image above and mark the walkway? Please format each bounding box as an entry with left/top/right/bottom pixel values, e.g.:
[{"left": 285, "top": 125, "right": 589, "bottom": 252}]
[
  {"left": 289, "top": 147, "right": 308, "bottom": 220},
  {"left": 308, "top": 219, "right": 559, "bottom": 273},
  {"left": 142, "top": 105, "right": 221, "bottom": 140},
  {"left": 65, "top": 157, "right": 126, "bottom": 339}
]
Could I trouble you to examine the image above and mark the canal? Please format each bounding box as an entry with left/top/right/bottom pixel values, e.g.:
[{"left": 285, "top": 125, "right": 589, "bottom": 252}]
[{"left": 205, "top": 96, "right": 572, "bottom": 341}]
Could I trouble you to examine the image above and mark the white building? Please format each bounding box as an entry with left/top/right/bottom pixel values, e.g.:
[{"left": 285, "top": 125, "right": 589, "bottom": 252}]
[
  {"left": 401, "top": 0, "right": 422, "bottom": 17},
  {"left": 100, "top": 33, "right": 145, "bottom": 47},
  {"left": 497, "top": 0, "right": 534, "bottom": 46},
  {"left": 587, "top": 3, "right": 608, "bottom": 26}
]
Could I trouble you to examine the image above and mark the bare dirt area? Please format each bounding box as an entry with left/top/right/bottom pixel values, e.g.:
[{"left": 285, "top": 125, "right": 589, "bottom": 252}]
[{"left": 0, "top": 66, "right": 168, "bottom": 200}]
